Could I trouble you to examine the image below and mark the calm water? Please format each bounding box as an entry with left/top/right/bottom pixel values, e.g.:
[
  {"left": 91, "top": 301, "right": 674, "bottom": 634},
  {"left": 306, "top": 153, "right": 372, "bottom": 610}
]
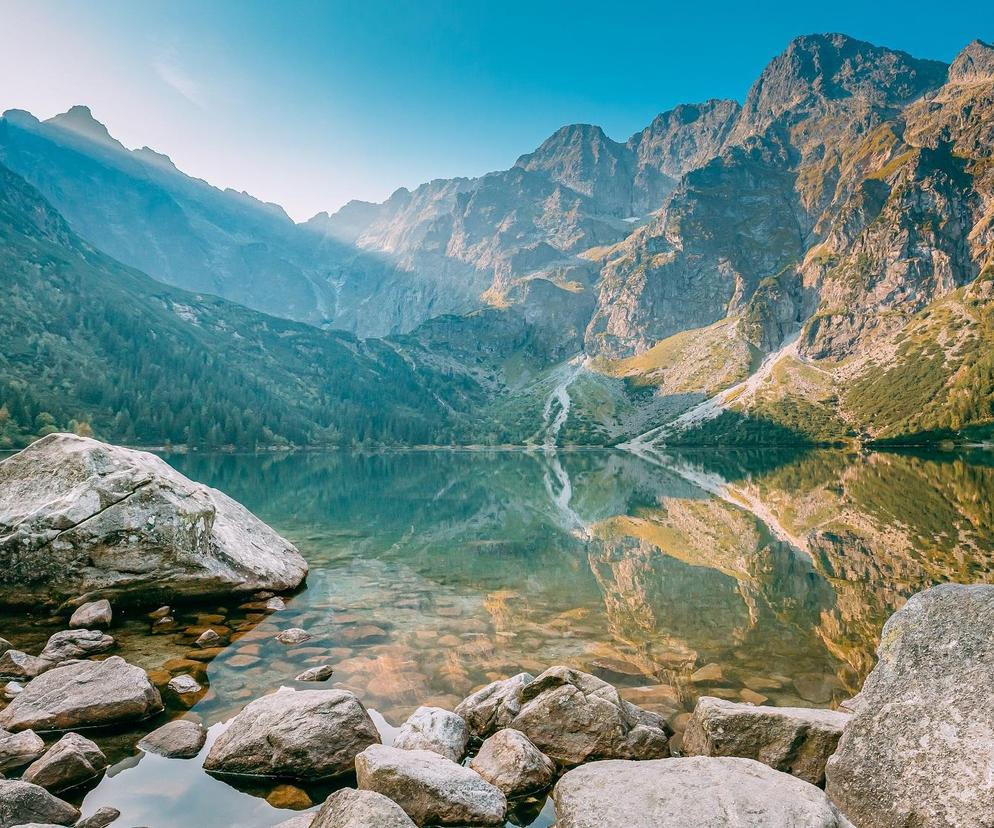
[{"left": 3, "top": 446, "right": 994, "bottom": 827}]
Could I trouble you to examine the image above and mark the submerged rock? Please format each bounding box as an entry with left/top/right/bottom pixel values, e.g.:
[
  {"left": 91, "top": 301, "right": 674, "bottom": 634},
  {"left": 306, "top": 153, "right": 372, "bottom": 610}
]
[
  {"left": 38, "top": 629, "right": 114, "bottom": 664},
  {"left": 312, "top": 788, "right": 416, "bottom": 828},
  {"left": 0, "top": 728, "right": 45, "bottom": 771},
  {"left": 22, "top": 733, "right": 107, "bottom": 791},
  {"left": 275, "top": 628, "right": 311, "bottom": 645},
  {"left": 203, "top": 688, "right": 379, "bottom": 780},
  {"left": 454, "top": 672, "right": 533, "bottom": 739},
  {"left": 295, "top": 664, "right": 334, "bottom": 682},
  {"left": 826, "top": 584, "right": 994, "bottom": 827},
  {"left": 509, "top": 666, "right": 671, "bottom": 767},
  {"left": 0, "top": 656, "right": 162, "bottom": 731},
  {"left": 355, "top": 744, "right": 507, "bottom": 827},
  {"left": 0, "top": 434, "right": 308, "bottom": 605},
  {"left": 469, "top": 728, "right": 557, "bottom": 797},
  {"left": 138, "top": 719, "right": 207, "bottom": 759},
  {"left": 69, "top": 600, "right": 112, "bottom": 629},
  {"left": 393, "top": 707, "right": 469, "bottom": 763},
  {"left": 683, "top": 696, "right": 850, "bottom": 785},
  {"left": 553, "top": 756, "right": 853, "bottom": 827},
  {"left": 0, "top": 779, "right": 80, "bottom": 828}
]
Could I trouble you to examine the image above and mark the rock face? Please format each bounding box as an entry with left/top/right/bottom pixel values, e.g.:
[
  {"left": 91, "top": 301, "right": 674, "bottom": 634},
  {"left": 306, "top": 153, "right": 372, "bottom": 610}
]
[
  {"left": 508, "top": 666, "right": 671, "bottom": 767},
  {"left": 38, "top": 629, "right": 114, "bottom": 663},
  {"left": 469, "top": 728, "right": 556, "bottom": 797},
  {"left": 69, "top": 600, "right": 112, "bottom": 629},
  {"left": 203, "top": 689, "right": 379, "bottom": 780},
  {"left": 826, "top": 584, "right": 994, "bottom": 827},
  {"left": 0, "top": 434, "right": 308, "bottom": 605},
  {"left": 22, "top": 733, "right": 107, "bottom": 791},
  {"left": 393, "top": 707, "right": 469, "bottom": 763},
  {"left": 312, "top": 788, "right": 416, "bottom": 828},
  {"left": 0, "top": 728, "right": 45, "bottom": 771},
  {"left": 139, "top": 719, "right": 207, "bottom": 759},
  {"left": 683, "top": 696, "right": 850, "bottom": 785},
  {"left": 0, "top": 779, "right": 80, "bottom": 828},
  {"left": 455, "top": 672, "right": 533, "bottom": 740},
  {"left": 0, "top": 656, "right": 162, "bottom": 731},
  {"left": 554, "top": 757, "right": 853, "bottom": 828},
  {"left": 355, "top": 744, "right": 507, "bottom": 827}
]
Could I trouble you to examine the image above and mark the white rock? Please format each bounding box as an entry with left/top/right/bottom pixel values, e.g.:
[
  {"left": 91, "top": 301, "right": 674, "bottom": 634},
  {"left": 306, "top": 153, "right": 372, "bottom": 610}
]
[{"left": 393, "top": 707, "right": 469, "bottom": 763}]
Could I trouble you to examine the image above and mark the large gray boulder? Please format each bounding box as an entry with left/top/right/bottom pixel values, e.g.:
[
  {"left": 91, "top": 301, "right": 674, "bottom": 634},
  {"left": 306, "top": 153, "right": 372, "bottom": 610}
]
[
  {"left": 138, "top": 719, "right": 207, "bottom": 759},
  {"left": 312, "top": 788, "right": 416, "bottom": 828},
  {"left": 355, "top": 744, "right": 507, "bottom": 826},
  {"left": 0, "top": 779, "right": 80, "bottom": 828},
  {"left": 69, "top": 600, "right": 112, "bottom": 629},
  {"left": 0, "top": 656, "right": 162, "bottom": 731},
  {"left": 469, "top": 728, "right": 556, "bottom": 797},
  {"left": 0, "top": 434, "right": 308, "bottom": 605},
  {"left": 554, "top": 757, "right": 853, "bottom": 827},
  {"left": 393, "top": 707, "right": 469, "bottom": 763},
  {"left": 508, "top": 666, "right": 670, "bottom": 767},
  {"left": 38, "top": 629, "right": 114, "bottom": 664},
  {"left": 22, "top": 732, "right": 107, "bottom": 791},
  {"left": 203, "top": 688, "right": 379, "bottom": 780},
  {"left": 455, "top": 672, "right": 532, "bottom": 739},
  {"left": 683, "top": 696, "right": 850, "bottom": 785},
  {"left": 826, "top": 584, "right": 994, "bottom": 827},
  {"left": 0, "top": 727, "right": 45, "bottom": 771}
]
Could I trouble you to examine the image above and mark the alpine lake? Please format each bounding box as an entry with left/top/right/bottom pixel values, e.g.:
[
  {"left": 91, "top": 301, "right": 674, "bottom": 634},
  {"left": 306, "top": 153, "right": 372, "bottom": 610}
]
[{"left": 2, "top": 445, "right": 993, "bottom": 827}]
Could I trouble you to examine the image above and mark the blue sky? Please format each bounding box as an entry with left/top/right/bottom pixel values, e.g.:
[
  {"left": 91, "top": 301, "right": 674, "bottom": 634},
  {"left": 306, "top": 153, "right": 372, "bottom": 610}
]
[{"left": 3, "top": 0, "right": 989, "bottom": 220}]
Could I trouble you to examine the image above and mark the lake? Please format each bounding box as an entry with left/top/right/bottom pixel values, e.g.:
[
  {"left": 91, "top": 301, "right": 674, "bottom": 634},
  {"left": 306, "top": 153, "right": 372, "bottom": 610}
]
[{"left": 3, "top": 446, "right": 993, "bottom": 826}]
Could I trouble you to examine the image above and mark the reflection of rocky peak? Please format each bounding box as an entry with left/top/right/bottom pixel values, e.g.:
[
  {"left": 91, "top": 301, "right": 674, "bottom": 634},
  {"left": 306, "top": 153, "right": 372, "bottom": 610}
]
[{"left": 948, "top": 39, "right": 994, "bottom": 84}]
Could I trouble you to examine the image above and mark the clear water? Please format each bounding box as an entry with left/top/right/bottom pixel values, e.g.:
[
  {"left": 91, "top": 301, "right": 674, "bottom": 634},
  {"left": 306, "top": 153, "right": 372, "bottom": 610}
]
[{"left": 2, "top": 446, "right": 993, "bottom": 827}]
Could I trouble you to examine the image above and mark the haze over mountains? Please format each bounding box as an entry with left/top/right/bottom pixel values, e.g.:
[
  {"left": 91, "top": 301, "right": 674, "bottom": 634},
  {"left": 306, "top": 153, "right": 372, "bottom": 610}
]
[{"left": 1, "top": 32, "right": 993, "bottom": 449}]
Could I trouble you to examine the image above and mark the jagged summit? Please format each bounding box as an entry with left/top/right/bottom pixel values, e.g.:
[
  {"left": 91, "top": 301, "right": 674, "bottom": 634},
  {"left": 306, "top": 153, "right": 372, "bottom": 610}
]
[
  {"left": 949, "top": 39, "right": 994, "bottom": 83},
  {"left": 46, "top": 105, "right": 125, "bottom": 150}
]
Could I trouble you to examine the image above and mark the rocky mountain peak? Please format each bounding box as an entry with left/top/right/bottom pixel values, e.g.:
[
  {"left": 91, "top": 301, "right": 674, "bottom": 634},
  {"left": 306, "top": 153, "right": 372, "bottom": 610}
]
[
  {"left": 45, "top": 105, "right": 125, "bottom": 150},
  {"left": 949, "top": 39, "right": 994, "bottom": 83}
]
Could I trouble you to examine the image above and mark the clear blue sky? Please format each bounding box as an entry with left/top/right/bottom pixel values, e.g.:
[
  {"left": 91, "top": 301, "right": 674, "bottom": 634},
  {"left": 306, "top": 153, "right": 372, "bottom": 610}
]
[{"left": 3, "top": 0, "right": 988, "bottom": 220}]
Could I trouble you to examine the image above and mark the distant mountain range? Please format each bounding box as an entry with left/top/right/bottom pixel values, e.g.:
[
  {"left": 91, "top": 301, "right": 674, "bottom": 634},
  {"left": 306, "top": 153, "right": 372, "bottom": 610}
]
[{"left": 1, "top": 33, "right": 992, "bottom": 449}]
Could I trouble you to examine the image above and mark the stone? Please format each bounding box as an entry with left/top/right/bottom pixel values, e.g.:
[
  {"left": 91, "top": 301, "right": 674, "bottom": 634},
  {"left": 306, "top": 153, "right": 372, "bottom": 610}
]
[
  {"left": 0, "top": 650, "right": 50, "bottom": 679},
  {"left": 469, "top": 728, "right": 556, "bottom": 797},
  {"left": 38, "top": 629, "right": 114, "bottom": 663},
  {"left": 0, "top": 638, "right": 11, "bottom": 656},
  {"left": 0, "top": 434, "right": 308, "bottom": 605},
  {"left": 690, "top": 663, "right": 724, "bottom": 683},
  {"left": 393, "top": 707, "right": 469, "bottom": 763},
  {"left": 69, "top": 600, "right": 112, "bottom": 629},
  {"left": 295, "top": 664, "right": 334, "bottom": 682},
  {"left": 508, "top": 666, "right": 671, "bottom": 767},
  {"left": 273, "top": 816, "right": 315, "bottom": 828},
  {"left": 203, "top": 688, "right": 379, "bottom": 779},
  {"left": 195, "top": 629, "right": 222, "bottom": 648},
  {"left": 275, "top": 628, "right": 311, "bottom": 645},
  {"left": 266, "top": 784, "right": 312, "bottom": 809},
  {"left": 149, "top": 606, "right": 171, "bottom": 620},
  {"left": 138, "top": 719, "right": 207, "bottom": 758},
  {"left": 682, "top": 696, "right": 850, "bottom": 786},
  {"left": 1, "top": 681, "right": 23, "bottom": 700},
  {"left": 166, "top": 674, "right": 203, "bottom": 704},
  {"left": 266, "top": 597, "right": 286, "bottom": 611},
  {"left": 0, "top": 779, "right": 80, "bottom": 828},
  {"left": 0, "top": 656, "right": 162, "bottom": 731},
  {"left": 826, "top": 584, "right": 994, "bottom": 828},
  {"left": 454, "top": 672, "right": 533, "bottom": 739},
  {"left": 23, "top": 732, "right": 108, "bottom": 791},
  {"left": 0, "top": 728, "right": 45, "bottom": 771},
  {"left": 312, "top": 788, "right": 415, "bottom": 828},
  {"left": 355, "top": 744, "right": 506, "bottom": 827},
  {"left": 553, "top": 757, "right": 853, "bottom": 827},
  {"left": 76, "top": 807, "right": 121, "bottom": 828}
]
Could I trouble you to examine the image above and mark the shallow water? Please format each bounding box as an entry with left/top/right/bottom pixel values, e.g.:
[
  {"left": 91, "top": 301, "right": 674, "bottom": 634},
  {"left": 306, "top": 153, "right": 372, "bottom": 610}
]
[{"left": 2, "top": 446, "right": 994, "bottom": 826}]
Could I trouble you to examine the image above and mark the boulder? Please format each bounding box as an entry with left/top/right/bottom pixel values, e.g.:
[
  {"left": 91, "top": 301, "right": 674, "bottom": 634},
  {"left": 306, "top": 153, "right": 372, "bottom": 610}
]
[
  {"left": 1, "top": 681, "right": 23, "bottom": 700},
  {"left": 0, "top": 656, "right": 162, "bottom": 731},
  {"left": 553, "top": 756, "right": 853, "bottom": 827},
  {"left": 508, "top": 666, "right": 671, "bottom": 766},
  {"left": 312, "top": 788, "right": 416, "bottom": 828},
  {"left": 273, "top": 816, "right": 315, "bottom": 828},
  {"left": 295, "top": 664, "right": 334, "bottom": 682},
  {"left": 393, "top": 707, "right": 469, "bottom": 763},
  {"left": 138, "top": 719, "right": 207, "bottom": 759},
  {"left": 195, "top": 629, "right": 221, "bottom": 648},
  {"left": 166, "top": 674, "right": 203, "bottom": 707},
  {"left": 682, "top": 696, "right": 850, "bottom": 785},
  {"left": 69, "top": 600, "right": 112, "bottom": 629},
  {"left": 0, "top": 650, "right": 50, "bottom": 679},
  {"left": 0, "top": 434, "right": 308, "bottom": 605},
  {"left": 22, "top": 733, "right": 107, "bottom": 791},
  {"left": 469, "top": 728, "right": 556, "bottom": 797},
  {"left": 203, "top": 688, "right": 379, "bottom": 779},
  {"left": 355, "top": 744, "right": 506, "bottom": 827},
  {"left": 275, "top": 628, "right": 311, "bottom": 645},
  {"left": 826, "top": 584, "right": 994, "bottom": 827},
  {"left": 38, "top": 629, "right": 114, "bottom": 663},
  {"left": 76, "top": 807, "right": 121, "bottom": 828},
  {"left": 454, "top": 672, "right": 533, "bottom": 739},
  {"left": 0, "top": 779, "right": 80, "bottom": 828},
  {"left": 0, "top": 728, "right": 45, "bottom": 771}
]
